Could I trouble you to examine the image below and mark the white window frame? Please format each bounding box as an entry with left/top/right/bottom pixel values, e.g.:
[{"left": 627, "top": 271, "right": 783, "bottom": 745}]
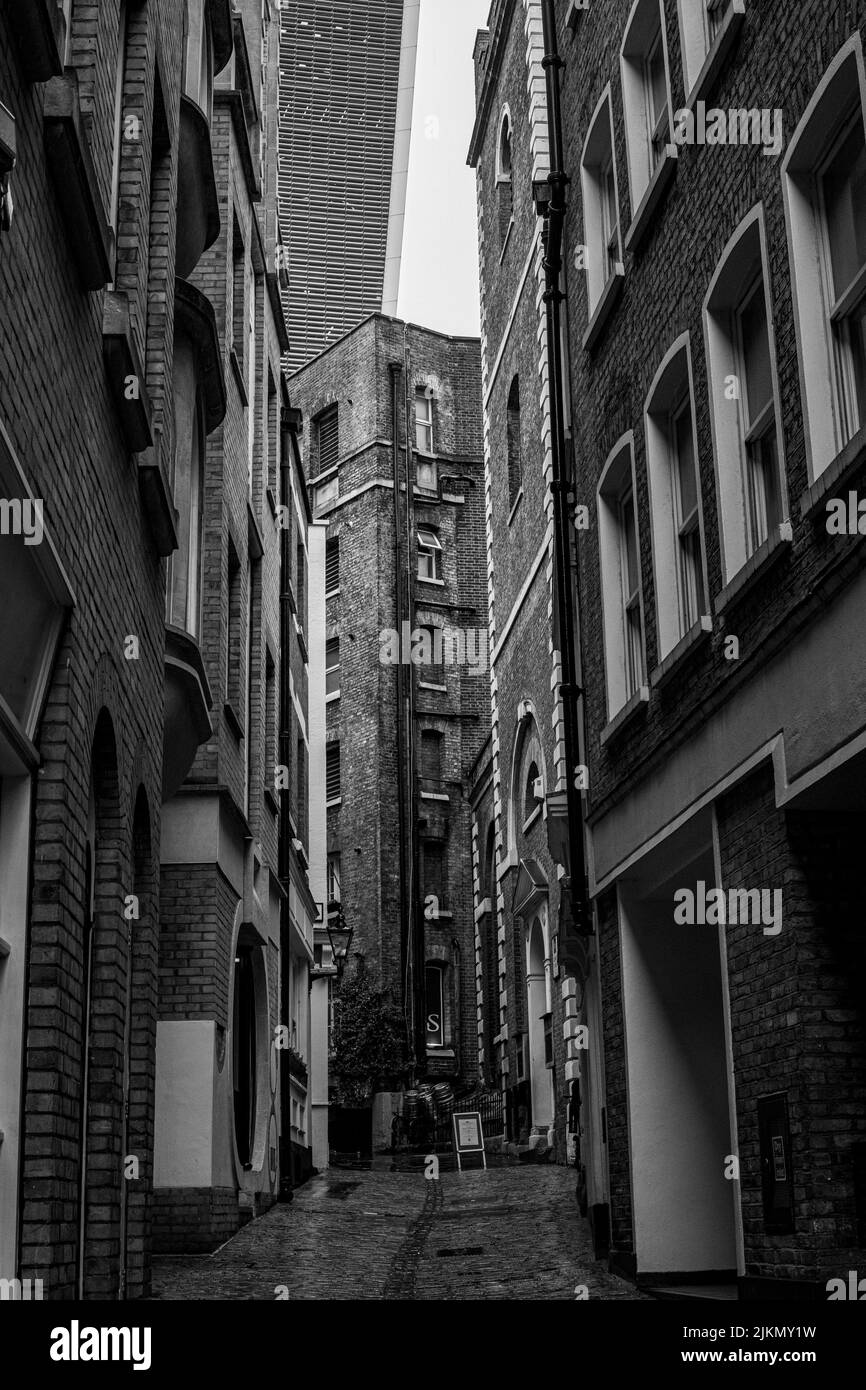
[
  {"left": 676, "top": 0, "right": 742, "bottom": 98},
  {"left": 645, "top": 334, "right": 710, "bottom": 661},
  {"left": 703, "top": 205, "right": 788, "bottom": 584},
  {"left": 425, "top": 964, "right": 445, "bottom": 1049},
  {"left": 597, "top": 434, "right": 647, "bottom": 719},
  {"left": 326, "top": 852, "right": 341, "bottom": 908},
  {"left": 417, "top": 527, "right": 442, "bottom": 582},
  {"left": 415, "top": 387, "right": 434, "bottom": 456},
  {"left": 325, "top": 636, "right": 340, "bottom": 700},
  {"left": 781, "top": 34, "right": 866, "bottom": 482},
  {"left": 621, "top": 0, "right": 673, "bottom": 214},
  {"left": 580, "top": 89, "right": 623, "bottom": 316}
]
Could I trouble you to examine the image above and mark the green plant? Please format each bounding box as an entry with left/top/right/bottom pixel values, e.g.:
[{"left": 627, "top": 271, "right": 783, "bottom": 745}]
[{"left": 331, "top": 972, "right": 407, "bottom": 1106}]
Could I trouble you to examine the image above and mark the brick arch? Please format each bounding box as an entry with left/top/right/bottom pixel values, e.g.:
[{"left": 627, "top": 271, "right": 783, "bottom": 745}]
[{"left": 506, "top": 702, "right": 546, "bottom": 858}]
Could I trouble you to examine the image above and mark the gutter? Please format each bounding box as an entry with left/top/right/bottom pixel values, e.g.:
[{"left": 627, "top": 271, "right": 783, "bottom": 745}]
[{"left": 539, "top": 0, "right": 591, "bottom": 937}]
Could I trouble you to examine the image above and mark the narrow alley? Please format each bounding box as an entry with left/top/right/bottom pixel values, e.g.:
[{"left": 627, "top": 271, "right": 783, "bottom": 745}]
[{"left": 149, "top": 1166, "right": 647, "bottom": 1302}]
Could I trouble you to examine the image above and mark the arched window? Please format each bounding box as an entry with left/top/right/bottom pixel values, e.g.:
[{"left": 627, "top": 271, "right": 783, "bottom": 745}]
[
  {"left": 507, "top": 375, "right": 522, "bottom": 507},
  {"left": 497, "top": 112, "right": 514, "bottom": 247},
  {"left": 524, "top": 759, "right": 541, "bottom": 827}
]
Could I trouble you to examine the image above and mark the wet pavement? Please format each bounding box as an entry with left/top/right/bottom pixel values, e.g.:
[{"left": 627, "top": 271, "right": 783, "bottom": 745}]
[{"left": 148, "top": 1161, "right": 649, "bottom": 1301}]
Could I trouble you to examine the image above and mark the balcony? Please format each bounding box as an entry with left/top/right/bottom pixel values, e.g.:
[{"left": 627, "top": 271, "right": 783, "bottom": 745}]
[
  {"left": 163, "top": 625, "right": 213, "bottom": 802},
  {"left": 176, "top": 95, "right": 220, "bottom": 280}
]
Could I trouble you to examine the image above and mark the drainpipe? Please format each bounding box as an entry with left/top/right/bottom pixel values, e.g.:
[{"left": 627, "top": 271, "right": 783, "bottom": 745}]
[
  {"left": 279, "top": 399, "right": 296, "bottom": 1203},
  {"left": 389, "top": 363, "right": 412, "bottom": 1073},
  {"left": 402, "top": 328, "right": 425, "bottom": 1079},
  {"left": 539, "top": 0, "right": 591, "bottom": 937}
]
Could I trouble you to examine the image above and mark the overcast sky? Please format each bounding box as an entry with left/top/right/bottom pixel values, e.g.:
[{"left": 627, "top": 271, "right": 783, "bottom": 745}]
[{"left": 397, "top": 0, "right": 491, "bottom": 339}]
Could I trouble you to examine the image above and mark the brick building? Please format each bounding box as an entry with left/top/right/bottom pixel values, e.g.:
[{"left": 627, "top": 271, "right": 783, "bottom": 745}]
[
  {"left": 471, "top": 0, "right": 866, "bottom": 1298},
  {"left": 153, "top": 0, "right": 327, "bottom": 1249},
  {"left": 288, "top": 315, "right": 487, "bottom": 1109},
  {"left": 467, "top": 0, "right": 601, "bottom": 1193},
  {"left": 0, "top": 0, "right": 327, "bottom": 1294}
]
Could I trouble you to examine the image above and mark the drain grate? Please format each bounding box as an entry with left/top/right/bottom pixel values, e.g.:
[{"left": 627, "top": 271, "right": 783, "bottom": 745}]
[{"left": 436, "top": 1246, "right": 485, "bottom": 1258}]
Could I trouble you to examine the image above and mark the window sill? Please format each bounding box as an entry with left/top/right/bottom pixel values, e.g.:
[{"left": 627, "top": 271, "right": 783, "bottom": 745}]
[
  {"left": 713, "top": 522, "right": 793, "bottom": 615},
  {"left": 229, "top": 347, "right": 248, "bottom": 406},
  {"left": 582, "top": 266, "right": 625, "bottom": 355},
  {"left": 326, "top": 691, "right": 340, "bottom": 704},
  {"left": 326, "top": 797, "right": 343, "bottom": 810},
  {"left": 522, "top": 805, "right": 543, "bottom": 834},
  {"left": 684, "top": 0, "right": 746, "bottom": 111},
  {"left": 136, "top": 441, "right": 178, "bottom": 558},
  {"left": 426, "top": 1047, "right": 455, "bottom": 1058},
  {"left": 624, "top": 149, "right": 678, "bottom": 256},
  {"left": 43, "top": 71, "right": 114, "bottom": 290},
  {"left": 601, "top": 685, "right": 650, "bottom": 747},
  {"left": 267, "top": 486, "right": 279, "bottom": 520},
  {"left": 799, "top": 423, "right": 866, "bottom": 524},
  {"left": 650, "top": 616, "right": 712, "bottom": 692},
  {"left": 296, "top": 623, "right": 309, "bottom": 667},
  {"left": 420, "top": 791, "right": 450, "bottom": 803},
  {"left": 325, "top": 587, "right": 341, "bottom": 601},
  {"left": 499, "top": 216, "right": 515, "bottom": 264},
  {"left": 508, "top": 489, "right": 524, "bottom": 526},
  {"left": 223, "top": 701, "right": 244, "bottom": 742},
  {"left": 418, "top": 577, "right": 445, "bottom": 587},
  {"left": 419, "top": 681, "right": 447, "bottom": 693},
  {"left": 265, "top": 788, "right": 280, "bottom": 817}
]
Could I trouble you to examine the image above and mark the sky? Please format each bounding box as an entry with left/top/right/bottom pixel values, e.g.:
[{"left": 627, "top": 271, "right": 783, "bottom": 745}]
[{"left": 397, "top": 0, "right": 491, "bottom": 339}]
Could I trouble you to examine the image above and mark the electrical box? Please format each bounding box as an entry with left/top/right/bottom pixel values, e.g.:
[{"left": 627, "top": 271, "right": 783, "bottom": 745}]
[{"left": 758, "top": 1093, "right": 794, "bottom": 1234}]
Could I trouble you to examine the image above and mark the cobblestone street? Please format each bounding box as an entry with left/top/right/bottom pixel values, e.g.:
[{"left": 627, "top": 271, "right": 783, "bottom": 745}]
[{"left": 148, "top": 1164, "right": 648, "bottom": 1302}]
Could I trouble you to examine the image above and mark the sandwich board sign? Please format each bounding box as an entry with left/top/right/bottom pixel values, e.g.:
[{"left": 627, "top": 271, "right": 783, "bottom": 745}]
[{"left": 452, "top": 1111, "right": 486, "bottom": 1171}]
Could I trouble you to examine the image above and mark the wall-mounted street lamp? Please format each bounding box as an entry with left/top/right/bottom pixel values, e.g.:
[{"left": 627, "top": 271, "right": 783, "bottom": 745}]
[{"left": 326, "top": 909, "right": 354, "bottom": 980}]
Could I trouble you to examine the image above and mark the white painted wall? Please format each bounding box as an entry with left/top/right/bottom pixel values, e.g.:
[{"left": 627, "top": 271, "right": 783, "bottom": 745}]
[
  {"left": 154, "top": 1021, "right": 215, "bottom": 1187},
  {"left": 382, "top": 0, "right": 421, "bottom": 317},
  {"left": 620, "top": 882, "right": 737, "bottom": 1276}
]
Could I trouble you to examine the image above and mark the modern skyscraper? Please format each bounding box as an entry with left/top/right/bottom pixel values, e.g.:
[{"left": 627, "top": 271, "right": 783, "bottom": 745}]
[{"left": 278, "top": 0, "right": 419, "bottom": 373}]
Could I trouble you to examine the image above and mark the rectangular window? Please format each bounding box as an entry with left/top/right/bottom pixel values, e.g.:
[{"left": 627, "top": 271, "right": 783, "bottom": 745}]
[
  {"left": 580, "top": 95, "right": 622, "bottom": 315},
  {"left": 325, "top": 637, "right": 340, "bottom": 698},
  {"left": 644, "top": 25, "right": 670, "bottom": 174},
  {"left": 296, "top": 540, "right": 306, "bottom": 628},
  {"left": 318, "top": 406, "right": 339, "bottom": 473},
  {"left": 232, "top": 214, "right": 246, "bottom": 371},
  {"left": 619, "top": 488, "right": 643, "bottom": 700},
  {"left": 227, "top": 539, "right": 242, "bottom": 709},
  {"left": 671, "top": 396, "right": 706, "bottom": 632},
  {"left": 420, "top": 730, "right": 442, "bottom": 783},
  {"left": 543, "top": 1013, "right": 553, "bottom": 1067},
  {"left": 325, "top": 536, "right": 340, "bottom": 594},
  {"left": 423, "top": 841, "right": 446, "bottom": 905},
  {"left": 327, "top": 852, "right": 341, "bottom": 909},
  {"left": 418, "top": 625, "right": 445, "bottom": 688},
  {"left": 735, "top": 276, "right": 780, "bottom": 555},
  {"left": 425, "top": 966, "right": 444, "bottom": 1049},
  {"left": 417, "top": 457, "right": 438, "bottom": 492},
  {"left": 417, "top": 528, "right": 442, "bottom": 581},
  {"left": 296, "top": 734, "right": 306, "bottom": 833},
  {"left": 267, "top": 368, "right": 278, "bottom": 498},
  {"left": 326, "top": 743, "right": 341, "bottom": 802},
  {"left": 265, "top": 648, "right": 277, "bottom": 797},
  {"left": 415, "top": 389, "right": 434, "bottom": 454},
  {"left": 819, "top": 112, "right": 866, "bottom": 442}
]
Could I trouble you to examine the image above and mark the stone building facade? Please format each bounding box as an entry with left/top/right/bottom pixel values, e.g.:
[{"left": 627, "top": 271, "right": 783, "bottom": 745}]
[
  {"left": 472, "top": 0, "right": 866, "bottom": 1297},
  {"left": 289, "top": 315, "right": 487, "bottom": 1099}
]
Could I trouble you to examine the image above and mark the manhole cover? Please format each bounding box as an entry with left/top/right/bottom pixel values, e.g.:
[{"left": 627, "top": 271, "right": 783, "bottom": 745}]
[{"left": 436, "top": 1246, "right": 485, "bottom": 1258}]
